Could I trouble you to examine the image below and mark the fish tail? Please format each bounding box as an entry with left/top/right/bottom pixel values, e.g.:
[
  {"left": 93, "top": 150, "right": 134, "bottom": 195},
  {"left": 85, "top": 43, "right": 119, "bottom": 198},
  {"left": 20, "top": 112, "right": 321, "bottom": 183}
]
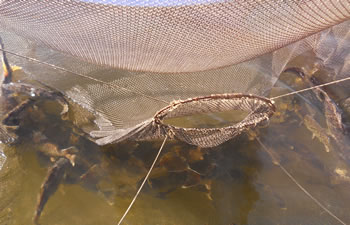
[{"left": 0, "top": 36, "right": 13, "bottom": 84}]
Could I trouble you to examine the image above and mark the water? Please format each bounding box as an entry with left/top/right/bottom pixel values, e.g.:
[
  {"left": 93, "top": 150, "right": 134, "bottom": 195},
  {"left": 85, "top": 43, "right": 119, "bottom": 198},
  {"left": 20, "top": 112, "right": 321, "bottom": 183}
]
[
  {"left": 1, "top": 60, "right": 350, "bottom": 225},
  {"left": 0, "top": 146, "right": 5, "bottom": 170}
]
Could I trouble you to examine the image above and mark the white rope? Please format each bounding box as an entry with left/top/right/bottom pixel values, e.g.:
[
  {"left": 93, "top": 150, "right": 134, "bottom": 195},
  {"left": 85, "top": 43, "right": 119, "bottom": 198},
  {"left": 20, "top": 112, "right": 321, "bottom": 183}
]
[
  {"left": 256, "top": 137, "right": 347, "bottom": 225},
  {"left": 116, "top": 135, "right": 168, "bottom": 225},
  {"left": 270, "top": 76, "right": 350, "bottom": 100}
]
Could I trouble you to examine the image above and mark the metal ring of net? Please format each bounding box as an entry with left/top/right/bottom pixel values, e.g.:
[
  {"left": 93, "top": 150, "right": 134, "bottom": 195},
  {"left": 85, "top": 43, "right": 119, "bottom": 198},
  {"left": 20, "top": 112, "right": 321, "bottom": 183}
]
[{"left": 151, "top": 93, "right": 276, "bottom": 147}]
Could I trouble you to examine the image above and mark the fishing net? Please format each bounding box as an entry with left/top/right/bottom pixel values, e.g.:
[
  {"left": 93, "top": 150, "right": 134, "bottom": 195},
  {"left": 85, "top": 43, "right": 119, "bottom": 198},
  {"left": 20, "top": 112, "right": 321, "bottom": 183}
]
[
  {"left": 0, "top": 1, "right": 350, "bottom": 224},
  {"left": 0, "top": 0, "right": 349, "bottom": 147},
  {"left": 1, "top": 0, "right": 348, "bottom": 73},
  {"left": 90, "top": 93, "right": 276, "bottom": 147}
]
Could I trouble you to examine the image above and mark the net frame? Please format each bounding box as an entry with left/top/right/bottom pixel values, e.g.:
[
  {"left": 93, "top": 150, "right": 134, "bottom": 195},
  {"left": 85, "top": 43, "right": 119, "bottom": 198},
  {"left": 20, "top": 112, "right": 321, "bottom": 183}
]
[{"left": 91, "top": 93, "right": 276, "bottom": 147}]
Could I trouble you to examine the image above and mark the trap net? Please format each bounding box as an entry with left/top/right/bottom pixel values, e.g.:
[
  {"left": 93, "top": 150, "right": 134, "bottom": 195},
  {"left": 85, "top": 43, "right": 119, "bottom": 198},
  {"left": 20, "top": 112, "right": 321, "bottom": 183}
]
[
  {"left": 0, "top": 0, "right": 349, "bottom": 147},
  {"left": 0, "top": 0, "right": 350, "bottom": 224}
]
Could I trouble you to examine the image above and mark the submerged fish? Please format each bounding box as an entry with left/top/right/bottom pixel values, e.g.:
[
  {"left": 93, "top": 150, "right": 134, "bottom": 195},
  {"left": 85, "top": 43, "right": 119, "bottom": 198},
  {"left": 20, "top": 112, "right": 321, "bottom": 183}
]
[
  {"left": 307, "top": 75, "right": 350, "bottom": 162},
  {"left": 33, "top": 157, "right": 71, "bottom": 225},
  {"left": 285, "top": 67, "right": 350, "bottom": 159},
  {"left": 38, "top": 143, "right": 77, "bottom": 166},
  {"left": 303, "top": 114, "right": 331, "bottom": 152}
]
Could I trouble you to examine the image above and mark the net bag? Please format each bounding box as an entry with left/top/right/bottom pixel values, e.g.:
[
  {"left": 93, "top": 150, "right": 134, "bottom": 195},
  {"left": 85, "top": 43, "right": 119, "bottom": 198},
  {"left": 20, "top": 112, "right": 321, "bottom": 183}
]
[
  {"left": 91, "top": 93, "right": 276, "bottom": 147},
  {"left": 0, "top": 0, "right": 349, "bottom": 147},
  {"left": 0, "top": 1, "right": 350, "bottom": 225}
]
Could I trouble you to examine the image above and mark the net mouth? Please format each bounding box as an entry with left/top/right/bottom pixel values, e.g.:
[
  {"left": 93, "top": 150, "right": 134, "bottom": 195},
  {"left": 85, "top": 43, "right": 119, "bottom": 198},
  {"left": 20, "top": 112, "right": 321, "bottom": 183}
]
[
  {"left": 162, "top": 108, "right": 250, "bottom": 129},
  {"left": 154, "top": 93, "right": 276, "bottom": 127},
  {"left": 152, "top": 93, "right": 275, "bottom": 147},
  {"left": 89, "top": 93, "right": 275, "bottom": 147}
]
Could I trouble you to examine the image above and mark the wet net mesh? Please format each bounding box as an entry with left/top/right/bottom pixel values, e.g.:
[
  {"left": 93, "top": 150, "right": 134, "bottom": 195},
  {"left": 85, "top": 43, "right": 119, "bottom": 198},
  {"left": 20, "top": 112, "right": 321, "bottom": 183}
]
[
  {"left": 1, "top": 0, "right": 348, "bottom": 73},
  {"left": 90, "top": 94, "right": 275, "bottom": 147},
  {"left": 0, "top": 0, "right": 349, "bottom": 147},
  {"left": 0, "top": 1, "right": 350, "bottom": 225}
]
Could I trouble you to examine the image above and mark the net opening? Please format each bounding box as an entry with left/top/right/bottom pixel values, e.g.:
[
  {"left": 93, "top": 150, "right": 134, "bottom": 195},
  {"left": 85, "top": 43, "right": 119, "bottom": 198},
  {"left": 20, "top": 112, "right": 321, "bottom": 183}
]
[{"left": 151, "top": 93, "right": 276, "bottom": 147}]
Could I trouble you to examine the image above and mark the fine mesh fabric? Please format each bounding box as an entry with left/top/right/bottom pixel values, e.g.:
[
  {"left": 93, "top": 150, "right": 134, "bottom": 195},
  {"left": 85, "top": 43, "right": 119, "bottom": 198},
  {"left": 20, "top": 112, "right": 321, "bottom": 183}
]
[
  {"left": 0, "top": 0, "right": 349, "bottom": 147},
  {"left": 0, "top": 0, "right": 349, "bottom": 73},
  {"left": 0, "top": 31, "right": 282, "bottom": 145}
]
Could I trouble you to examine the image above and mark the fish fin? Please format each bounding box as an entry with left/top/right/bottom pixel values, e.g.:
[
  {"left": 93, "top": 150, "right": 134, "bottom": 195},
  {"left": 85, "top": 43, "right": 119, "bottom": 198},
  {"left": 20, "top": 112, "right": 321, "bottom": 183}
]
[{"left": 65, "top": 154, "right": 76, "bottom": 166}]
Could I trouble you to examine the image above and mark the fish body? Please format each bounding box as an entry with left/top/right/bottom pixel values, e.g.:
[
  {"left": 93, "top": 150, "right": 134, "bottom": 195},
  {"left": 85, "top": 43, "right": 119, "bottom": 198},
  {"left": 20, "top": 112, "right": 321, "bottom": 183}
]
[
  {"left": 0, "top": 36, "right": 12, "bottom": 85},
  {"left": 303, "top": 114, "right": 331, "bottom": 152},
  {"left": 38, "top": 143, "right": 77, "bottom": 166},
  {"left": 33, "top": 157, "right": 71, "bottom": 225}
]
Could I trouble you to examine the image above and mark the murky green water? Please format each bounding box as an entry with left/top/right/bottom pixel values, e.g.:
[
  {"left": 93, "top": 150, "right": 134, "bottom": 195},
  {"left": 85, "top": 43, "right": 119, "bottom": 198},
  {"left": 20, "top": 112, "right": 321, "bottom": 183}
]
[{"left": 1, "top": 57, "right": 350, "bottom": 225}]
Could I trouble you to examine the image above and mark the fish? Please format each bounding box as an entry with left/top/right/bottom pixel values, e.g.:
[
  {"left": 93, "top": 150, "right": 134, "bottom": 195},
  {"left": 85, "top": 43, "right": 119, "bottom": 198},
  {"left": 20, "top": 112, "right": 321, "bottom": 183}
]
[
  {"left": 303, "top": 114, "right": 331, "bottom": 152},
  {"left": 38, "top": 143, "right": 77, "bottom": 166},
  {"left": 304, "top": 72, "right": 350, "bottom": 162},
  {"left": 1, "top": 35, "right": 68, "bottom": 113},
  {"left": 286, "top": 66, "right": 350, "bottom": 164},
  {"left": 0, "top": 36, "right": 13, "bottom": 85},
  {"left": 33, "top": 157, "right": 71, "bottom": 225}
]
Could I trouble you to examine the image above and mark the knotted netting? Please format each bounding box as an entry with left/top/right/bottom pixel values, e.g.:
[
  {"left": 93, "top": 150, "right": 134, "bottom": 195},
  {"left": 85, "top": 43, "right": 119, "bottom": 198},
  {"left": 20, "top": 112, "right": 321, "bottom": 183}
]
[
  {"left": 0, "top": 0, "right": 349, "bottom": 147},
  {"left": 0, "top": 1, "right": 350, "bottom": 225}
]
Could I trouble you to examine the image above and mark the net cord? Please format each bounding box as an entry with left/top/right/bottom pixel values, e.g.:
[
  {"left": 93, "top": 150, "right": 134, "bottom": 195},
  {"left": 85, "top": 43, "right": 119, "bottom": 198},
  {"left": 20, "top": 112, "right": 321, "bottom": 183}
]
[
  {"left": 116, "top": 134, "right": 168, "bottom": 225},
  {"left": 256, "top": 137, "right": 347, "bottom": 225},
  {"left": 270, "top": 76, "right": 350, "bottom": 100}
]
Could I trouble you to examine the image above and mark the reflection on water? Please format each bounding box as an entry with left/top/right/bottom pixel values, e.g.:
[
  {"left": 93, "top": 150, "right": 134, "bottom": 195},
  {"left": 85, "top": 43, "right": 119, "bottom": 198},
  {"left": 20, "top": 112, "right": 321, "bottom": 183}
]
[
  {"left": 1, "top": 61, "right": 350, "bottom": 225},
  {"left": 0, "top": 146, "right": 5, "bottom": 170}
]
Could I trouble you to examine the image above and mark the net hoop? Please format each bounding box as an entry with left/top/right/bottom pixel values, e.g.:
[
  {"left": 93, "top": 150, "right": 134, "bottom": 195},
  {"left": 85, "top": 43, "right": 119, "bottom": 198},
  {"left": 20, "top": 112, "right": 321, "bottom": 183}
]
[{"left": 153, "top": 93, "right": 276, "bottom": 147}]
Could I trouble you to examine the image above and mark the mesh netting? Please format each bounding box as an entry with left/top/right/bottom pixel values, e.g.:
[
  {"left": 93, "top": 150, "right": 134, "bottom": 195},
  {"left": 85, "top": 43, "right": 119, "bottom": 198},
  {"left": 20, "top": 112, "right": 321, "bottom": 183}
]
[
  {"left": 153, "top": 94, "right": 275, "bottom": 147},
  {"left": 0, "top": 1, "right": 350, "bottom": 225},
  {"left": 0, "top": 0, "right": 348, "bottom": 73},
  {"left": 0, "top": 31, "right": 280, "bottom": 139},
  {"left": 90, "top": 94, "right": 275, "bottom": 147},
  {"left": 0, "top": 0, "right": 349, "bottom": 146}
]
